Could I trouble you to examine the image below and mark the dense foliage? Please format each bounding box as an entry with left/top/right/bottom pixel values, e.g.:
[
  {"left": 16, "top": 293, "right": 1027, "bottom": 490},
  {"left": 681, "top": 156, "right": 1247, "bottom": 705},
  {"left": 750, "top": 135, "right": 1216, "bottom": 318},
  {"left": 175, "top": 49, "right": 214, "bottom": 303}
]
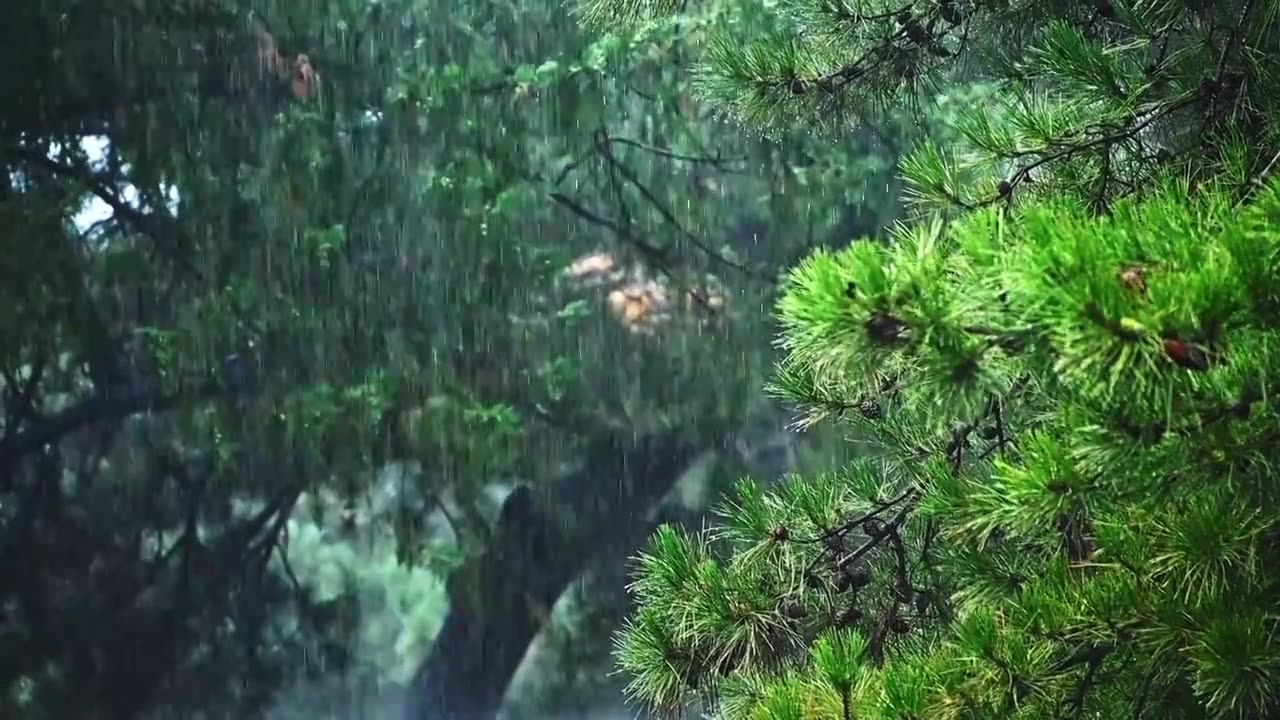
[
  {"left": 1, "top": 0, "right": 929, "bottom": 717},
  {"left": 595, "top": 0, "right": 1280, "bottom": 718}
]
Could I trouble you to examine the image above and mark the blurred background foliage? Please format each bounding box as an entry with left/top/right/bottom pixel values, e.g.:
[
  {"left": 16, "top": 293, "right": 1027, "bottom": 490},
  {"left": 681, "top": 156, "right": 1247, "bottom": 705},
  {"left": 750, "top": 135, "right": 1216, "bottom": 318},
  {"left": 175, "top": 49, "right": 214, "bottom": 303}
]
[{"left": 0, "top": 0, "right": 960, "bottom": 717}]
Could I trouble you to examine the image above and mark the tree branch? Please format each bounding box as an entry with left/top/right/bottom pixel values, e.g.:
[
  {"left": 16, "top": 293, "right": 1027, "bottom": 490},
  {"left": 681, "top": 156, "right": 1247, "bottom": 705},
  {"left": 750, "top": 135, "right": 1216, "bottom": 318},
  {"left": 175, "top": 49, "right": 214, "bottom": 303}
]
[
  {"left": 5, "top": 145, "right": 204, "bottom": 282},
  {"left": 0, "top": 379, "right": 233, "bottom": 479}
]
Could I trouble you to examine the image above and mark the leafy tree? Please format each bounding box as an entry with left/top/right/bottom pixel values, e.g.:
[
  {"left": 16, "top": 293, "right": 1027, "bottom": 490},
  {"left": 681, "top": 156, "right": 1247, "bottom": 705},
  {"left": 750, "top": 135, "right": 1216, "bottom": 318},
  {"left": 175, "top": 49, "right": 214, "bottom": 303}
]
[
  {"left": 2, "top": 0, "right": 926, "bottom": 718},
  {"left": 590, "top": 0, "right": 1280, "bottom": 718}
]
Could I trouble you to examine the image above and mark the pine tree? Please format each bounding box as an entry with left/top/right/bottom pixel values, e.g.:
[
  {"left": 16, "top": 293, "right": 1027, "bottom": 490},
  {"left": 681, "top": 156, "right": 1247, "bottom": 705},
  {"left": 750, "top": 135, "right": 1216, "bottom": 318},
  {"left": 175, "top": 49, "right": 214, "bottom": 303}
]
[{"left": 581, "top": 0, "right": 1280, "bottom": 718}]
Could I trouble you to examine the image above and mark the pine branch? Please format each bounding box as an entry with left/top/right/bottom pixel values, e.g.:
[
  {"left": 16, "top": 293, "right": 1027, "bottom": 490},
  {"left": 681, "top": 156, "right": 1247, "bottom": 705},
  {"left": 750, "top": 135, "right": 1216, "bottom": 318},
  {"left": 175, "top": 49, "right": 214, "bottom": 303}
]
[
  {"left": 967, "top": 90, "right": 1206, "bottom": 208},
  {"left": 794, "top": 488, "right": 915, "bottom": 545},
  {"left": 1115, "top": 383, "right": 1263, "bottom": 442}
]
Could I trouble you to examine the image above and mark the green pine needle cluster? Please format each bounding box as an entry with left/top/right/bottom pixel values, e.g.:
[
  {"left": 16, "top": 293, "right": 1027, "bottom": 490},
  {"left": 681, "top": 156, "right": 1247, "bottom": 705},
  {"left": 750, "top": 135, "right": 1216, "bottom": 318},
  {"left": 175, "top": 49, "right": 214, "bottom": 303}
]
[
  {"left": 617, "top": 172, "right": 1280, "bottom": 720},
  {"left": 589, "top": 0, "right": 1280, "bottom": 718},
  {"left": 575, "top": 0, "right": 1280, "bottom": 204}
]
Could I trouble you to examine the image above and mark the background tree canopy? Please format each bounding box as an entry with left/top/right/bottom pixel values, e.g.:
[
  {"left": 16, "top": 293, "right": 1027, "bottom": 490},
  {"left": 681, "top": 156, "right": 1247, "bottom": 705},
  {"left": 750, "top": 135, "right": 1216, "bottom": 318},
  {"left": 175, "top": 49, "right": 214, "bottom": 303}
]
[{"left": 0, "top": 0, "right": 947, "bottom": 718}]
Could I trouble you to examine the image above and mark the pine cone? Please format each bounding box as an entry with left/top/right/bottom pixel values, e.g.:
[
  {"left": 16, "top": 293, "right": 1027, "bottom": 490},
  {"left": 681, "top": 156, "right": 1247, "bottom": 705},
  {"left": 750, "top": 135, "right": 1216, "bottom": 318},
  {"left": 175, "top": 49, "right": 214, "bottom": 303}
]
[
  {"left": 835, "top": 573, "right": 853, "bottom": 593},
  {"left": 1118, "top": 266, "right": 1147, "bottom": 293},
  {"left": 859, "top": 399, "right": 882, "bottom": 420},
  {"left": 865, "top": 312, "right": 906, "bottom": 345},
  {"left": 863, "top": 517, "right": 886, "bottom": 538},
  {"left": 781, "top": 600, "right": 808, "bottom": 619},
  {"left": 1163, "top": 337, "right": 1210, "bottom": 371},
  {"left": 843, "top": 568, "right": 872, "bottom": 590},
  {"left": 836, "top": 605, "right": 864, "bottom": 628}
]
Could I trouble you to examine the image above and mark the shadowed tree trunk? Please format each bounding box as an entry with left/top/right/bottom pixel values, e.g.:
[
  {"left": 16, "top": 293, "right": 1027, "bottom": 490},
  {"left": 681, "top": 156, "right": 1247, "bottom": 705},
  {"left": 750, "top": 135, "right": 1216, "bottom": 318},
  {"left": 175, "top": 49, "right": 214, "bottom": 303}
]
[{"left": 402, "top": 430, "right": 709, "bottom": 720}]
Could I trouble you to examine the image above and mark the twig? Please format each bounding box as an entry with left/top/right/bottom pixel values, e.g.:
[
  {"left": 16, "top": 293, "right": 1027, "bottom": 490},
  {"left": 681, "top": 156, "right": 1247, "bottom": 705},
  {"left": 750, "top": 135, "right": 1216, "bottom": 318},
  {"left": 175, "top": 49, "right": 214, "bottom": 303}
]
[
  {"left": 1238, "top": 147, "right": 1280, "bottom": 204},
  {"left": 547, "top": 191, "right": 669, "bottom": 263},
  {"left": 553, "top": 136, "right": 746, "bottom": 186},
  {"left": 836, "top": 499, "right": 913, "bottom": 571},
  {"left": 6, "top": 145, "right": 205, "bottom": 282},
  {"left": 795, "top": 488, "right": 915, "bottom": 545},
  {"left": 605, "top": 136, "right": 748, "bottom": 168},
  {"left": 592, "top": 129, "right": 767, "bottom": 281},
  {"left": 973, "top": 92, "right": 1204, "bottom": 207},
  {"left": 546, "top": 191, "right": 718, "bottom": 311}
]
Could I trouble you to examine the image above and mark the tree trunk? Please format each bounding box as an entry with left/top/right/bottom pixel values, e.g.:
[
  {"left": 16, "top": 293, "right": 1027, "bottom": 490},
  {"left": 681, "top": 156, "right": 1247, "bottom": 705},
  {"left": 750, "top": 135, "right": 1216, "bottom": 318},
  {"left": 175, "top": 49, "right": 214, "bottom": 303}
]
[{"left": 402, "top": 430, "right": 707, "bottom": 720}]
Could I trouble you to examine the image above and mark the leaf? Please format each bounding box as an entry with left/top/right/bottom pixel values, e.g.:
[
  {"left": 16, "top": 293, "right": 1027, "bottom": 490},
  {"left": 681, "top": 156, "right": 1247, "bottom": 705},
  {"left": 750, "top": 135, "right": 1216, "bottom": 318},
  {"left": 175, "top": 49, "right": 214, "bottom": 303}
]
[
  {"left": 514, "top": 64, "right": 538, "bottom": 85},
  {"left": 535, "top": 60, "right": 562, "bottom": 84},
  {"left": 556, "top": 298, "right": 592, "bottom": 319}
]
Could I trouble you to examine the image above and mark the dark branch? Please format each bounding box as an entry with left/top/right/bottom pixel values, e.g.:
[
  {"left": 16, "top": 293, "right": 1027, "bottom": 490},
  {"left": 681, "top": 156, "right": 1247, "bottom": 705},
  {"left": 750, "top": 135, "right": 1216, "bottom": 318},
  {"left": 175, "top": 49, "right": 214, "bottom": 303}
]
[{"left": 0, "top": 379, "right": 233, "bottom": 478}]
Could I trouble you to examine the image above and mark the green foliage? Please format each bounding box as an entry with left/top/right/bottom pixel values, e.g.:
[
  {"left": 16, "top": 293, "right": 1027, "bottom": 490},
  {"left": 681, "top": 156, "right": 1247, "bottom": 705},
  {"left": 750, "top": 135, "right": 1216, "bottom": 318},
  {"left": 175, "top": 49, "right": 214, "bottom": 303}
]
[
  {"left": 593, "top": 1, "right": 1280, "bottom": 716},
  {"left": 616, "top": 168, "right": 1280, "bottom": 718},
  {"left": 577, "top": 0, "right": 1280, "bottom": 212},
  {"left": 271, "top": 516, "right": 451, "bottom": 684}
]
